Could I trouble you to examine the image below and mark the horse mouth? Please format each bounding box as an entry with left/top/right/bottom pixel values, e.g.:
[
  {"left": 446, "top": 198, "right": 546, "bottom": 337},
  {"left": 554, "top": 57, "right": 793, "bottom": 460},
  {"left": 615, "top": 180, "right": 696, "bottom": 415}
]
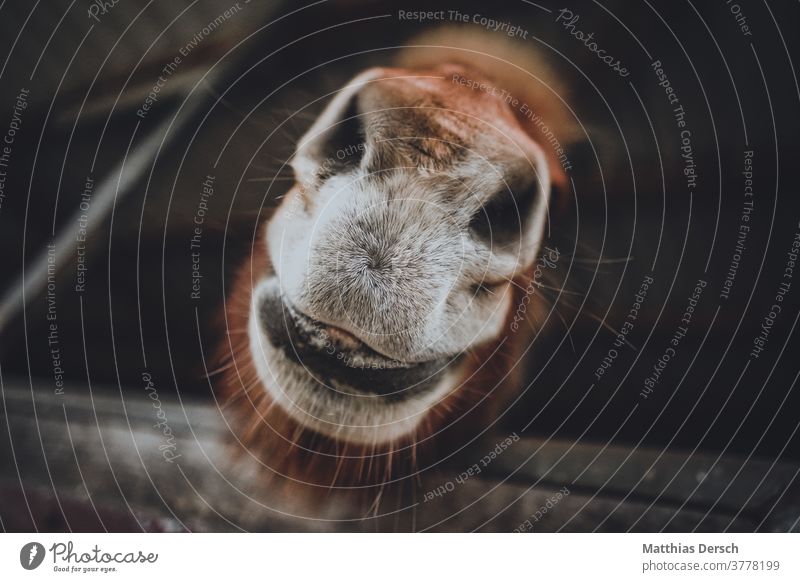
[{"left": 255, "top": 285, "right": 454, "bottom": 399}]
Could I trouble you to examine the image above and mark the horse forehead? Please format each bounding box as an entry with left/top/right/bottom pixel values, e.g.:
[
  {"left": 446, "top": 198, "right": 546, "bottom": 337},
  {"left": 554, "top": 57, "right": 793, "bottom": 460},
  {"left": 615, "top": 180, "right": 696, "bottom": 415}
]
[
  {"left": 360, "top": 73, "right": 517, "bottom": 146},
  {"left": 359, "top": 98, "right": 514, "bottom": 193},
  {"left": 354, "top": 72, "right": 528, "bottom": 202},
  {"left": 361, "top": 69, "right": 509, "bottom": 118}
]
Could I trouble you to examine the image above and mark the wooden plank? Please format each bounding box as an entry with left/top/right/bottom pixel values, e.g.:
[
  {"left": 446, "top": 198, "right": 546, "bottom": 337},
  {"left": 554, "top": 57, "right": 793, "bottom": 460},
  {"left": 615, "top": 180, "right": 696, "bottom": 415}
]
[{"left": 1, "top": 383, "right": 785, "bottom": 531}]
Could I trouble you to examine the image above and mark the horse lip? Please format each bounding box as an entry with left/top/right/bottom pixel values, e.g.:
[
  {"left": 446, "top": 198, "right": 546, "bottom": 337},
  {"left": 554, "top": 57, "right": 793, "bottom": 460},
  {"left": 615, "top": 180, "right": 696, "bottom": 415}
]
[
  {"left": 282, "top": 302, "right": 418, "bottom": 370},
  {"left": 255, "top": 284, "right": 461, "bottom": 397}
]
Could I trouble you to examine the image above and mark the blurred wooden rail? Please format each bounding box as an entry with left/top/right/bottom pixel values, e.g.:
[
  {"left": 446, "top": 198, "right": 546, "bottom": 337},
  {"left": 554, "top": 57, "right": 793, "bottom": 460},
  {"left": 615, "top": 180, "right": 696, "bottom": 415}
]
[{"left": 1, "top": 382, "right": 797, "bottom": 532}]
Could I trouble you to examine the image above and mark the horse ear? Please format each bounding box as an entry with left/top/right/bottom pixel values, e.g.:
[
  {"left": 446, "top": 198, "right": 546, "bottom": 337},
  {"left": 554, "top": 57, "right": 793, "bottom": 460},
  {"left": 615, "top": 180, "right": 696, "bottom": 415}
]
[{"left": 291, "top": 68, "right": 384, "bottom": 185}]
